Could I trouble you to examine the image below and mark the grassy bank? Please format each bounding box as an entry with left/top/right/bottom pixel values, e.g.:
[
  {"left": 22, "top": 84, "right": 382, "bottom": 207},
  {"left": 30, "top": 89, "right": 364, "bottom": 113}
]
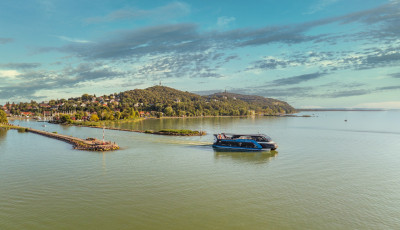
[
  {"left": 0, "top": 123, "right": 29, "bottom": 132},
  {"left": 144, "top": 129, "right": 206, "bottom": 136}
]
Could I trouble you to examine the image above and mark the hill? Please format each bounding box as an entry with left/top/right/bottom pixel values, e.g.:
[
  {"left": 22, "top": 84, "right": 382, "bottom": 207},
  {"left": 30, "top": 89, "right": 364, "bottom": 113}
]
[
  {"left": 4, "top": 86, "right": 296, "bottom": 119},
  {"left": 208, "top": 92, "right": 296, "bottom": 114},
  {"left": 117, "top": 86, "right": 296, "bottom": 116},
  {"left": 119, "top": 86, "right": 202, "bottom": 105}
]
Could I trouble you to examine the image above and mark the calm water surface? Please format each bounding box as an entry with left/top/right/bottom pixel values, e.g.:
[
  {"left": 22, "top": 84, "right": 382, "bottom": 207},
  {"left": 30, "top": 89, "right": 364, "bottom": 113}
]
[{"left": 1, "top": 111, "right": 400, "bottom": 229}]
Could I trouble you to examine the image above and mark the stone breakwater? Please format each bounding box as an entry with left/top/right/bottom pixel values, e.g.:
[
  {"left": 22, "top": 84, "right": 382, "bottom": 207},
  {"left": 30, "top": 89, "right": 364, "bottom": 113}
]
[
  {"left": 27, "top": 128, "right": 119, "bottom": 151},
  {"left": 2, "top": 124, "right": 120, "bottom": 151}
]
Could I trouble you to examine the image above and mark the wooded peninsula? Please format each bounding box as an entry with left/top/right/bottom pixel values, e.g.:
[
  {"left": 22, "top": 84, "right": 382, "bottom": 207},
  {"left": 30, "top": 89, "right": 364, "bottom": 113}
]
[{"left": 1, "top": 86, "right": 296, "bottom": 123}]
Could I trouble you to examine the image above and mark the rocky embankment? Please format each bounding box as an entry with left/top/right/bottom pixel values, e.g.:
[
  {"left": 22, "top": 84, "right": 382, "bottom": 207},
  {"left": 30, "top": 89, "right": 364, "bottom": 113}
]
[
  {"left": 27, "top": 128, "right": 119, "bottom": 151},
  {"left": 1, "top": 123, "right": 119, "bottom": 151}
]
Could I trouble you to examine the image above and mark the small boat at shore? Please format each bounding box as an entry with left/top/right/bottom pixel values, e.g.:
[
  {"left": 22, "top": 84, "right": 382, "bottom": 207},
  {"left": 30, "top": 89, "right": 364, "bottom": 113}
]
[{"left": 212, "top": 133, "right": 278, "bottom": 151}]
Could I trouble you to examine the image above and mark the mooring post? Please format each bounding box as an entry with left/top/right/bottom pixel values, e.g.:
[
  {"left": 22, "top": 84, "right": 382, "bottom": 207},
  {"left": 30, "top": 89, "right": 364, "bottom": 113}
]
[{"left": 102, "top": 126, "right": 105, "bottom": 145}]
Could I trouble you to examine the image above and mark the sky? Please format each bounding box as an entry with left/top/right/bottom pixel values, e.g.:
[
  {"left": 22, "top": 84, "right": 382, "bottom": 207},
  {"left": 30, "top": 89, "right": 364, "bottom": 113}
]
[{"left": 0, "top": 0, "right": 400, "bottom": 109}]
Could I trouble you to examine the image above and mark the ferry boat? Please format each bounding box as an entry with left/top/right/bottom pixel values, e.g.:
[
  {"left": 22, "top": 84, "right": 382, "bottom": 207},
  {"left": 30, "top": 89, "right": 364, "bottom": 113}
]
[{"left": 212, "top": 133, "right": 278, "bottom": 151}]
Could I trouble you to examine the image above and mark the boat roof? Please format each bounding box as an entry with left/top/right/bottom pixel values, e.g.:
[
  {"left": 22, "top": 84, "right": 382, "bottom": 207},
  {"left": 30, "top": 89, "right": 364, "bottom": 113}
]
[
  {"left": 219, "top": 139, "right": 256, "bottom": 142},
  {"left": 215, "top": 133, "right": 268, "bottom": 137}
]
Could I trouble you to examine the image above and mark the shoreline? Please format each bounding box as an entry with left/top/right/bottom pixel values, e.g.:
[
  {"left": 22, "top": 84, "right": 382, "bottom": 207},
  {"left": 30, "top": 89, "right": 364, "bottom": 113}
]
[
  {"left": 9, "top": 113, "right": 303, "bottom": 137},
  {"left": 7, "top": 113, "right": 295, "bottom": 121}
]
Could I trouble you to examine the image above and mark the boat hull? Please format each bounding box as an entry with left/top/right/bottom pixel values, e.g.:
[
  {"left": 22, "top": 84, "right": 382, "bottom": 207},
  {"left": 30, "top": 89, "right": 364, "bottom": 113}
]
[{"left": 212, "top": 144, "right": 270, "bottom": 152}]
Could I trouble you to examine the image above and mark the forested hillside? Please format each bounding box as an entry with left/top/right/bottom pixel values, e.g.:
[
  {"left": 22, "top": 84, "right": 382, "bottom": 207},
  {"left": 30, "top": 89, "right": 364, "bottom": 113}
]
[
  {"left": 2, "top": 86, "right": 296, "bottom": 120},
  {"left": 117, "top": 86, "right": 296, "bottom": 116},
  {"left": 208, "top": 92, "right": 296, "bottom": 114}
]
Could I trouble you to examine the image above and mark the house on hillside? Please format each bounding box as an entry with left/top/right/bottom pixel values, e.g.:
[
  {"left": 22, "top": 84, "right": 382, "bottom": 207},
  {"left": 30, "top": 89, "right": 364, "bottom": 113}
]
[
  {"left": 43, "top": 111, "right": 52, "bottom": 117},
  {"left": 39, "top": 103, "right": 51, "bottom": 108},
  {"left": 21, "top": 112, "right": 33, "bottom": 117}
]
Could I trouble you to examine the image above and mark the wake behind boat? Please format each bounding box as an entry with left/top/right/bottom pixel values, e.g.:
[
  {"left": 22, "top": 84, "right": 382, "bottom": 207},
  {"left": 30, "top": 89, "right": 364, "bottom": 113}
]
[{"left": 212, "top": 133, "right": 278, "bottom": 151}]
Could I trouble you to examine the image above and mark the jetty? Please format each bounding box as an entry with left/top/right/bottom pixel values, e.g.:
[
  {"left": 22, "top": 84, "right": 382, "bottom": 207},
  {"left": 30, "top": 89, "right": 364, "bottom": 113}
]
[{"left": 1, "top": 123, "right": 119, "bottom": 151}]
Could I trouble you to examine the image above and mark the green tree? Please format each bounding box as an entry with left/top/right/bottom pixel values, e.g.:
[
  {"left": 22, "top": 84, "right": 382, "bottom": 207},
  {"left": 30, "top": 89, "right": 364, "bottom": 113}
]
[
  {"left": 121, "top": 109, "right": 130, "bottom": 119},
  {"left": 0, "top": 110, "right": 8, "bottom": 123},
  {"left": 114, "top": 111, "right": 121, "bottom": 120},
  {"left": 164, "top": 106, "right": 174, "bottom": 116},
  {"left": 82, "top": 94, "right": 91, "bottom": 101},
  {"left": 60, "top": 114, "right": 72, "bottom": 124},
  {"left": 239, "top": 108, "right": 248, "bottom": 115},
  {"left": 156, "top": 112, "right": 163, "bottom": 118},
  {"left": 75, "top": 111, "right": 84, "bottom": 120},
  {"left": 101, "top": 109, "right": 110, "bottom": 120}
]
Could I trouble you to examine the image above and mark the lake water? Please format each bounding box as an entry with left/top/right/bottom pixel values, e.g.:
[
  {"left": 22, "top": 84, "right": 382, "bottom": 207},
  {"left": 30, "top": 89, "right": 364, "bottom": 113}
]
[{"left": 1, "top": 111, "right": 400, "bottom": 229}]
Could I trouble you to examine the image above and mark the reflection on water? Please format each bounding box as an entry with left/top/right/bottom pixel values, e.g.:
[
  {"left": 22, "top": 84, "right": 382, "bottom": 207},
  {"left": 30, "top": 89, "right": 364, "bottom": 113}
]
[
  {"left": 0, "top": 128, "right": 7, "bottom": 140},
  {"left": 109, "top": 116, "right": 283, "bottom": 133},
  {"left": 102, "top": 152, "right": 107, "bottom": 174},
  {"left": 214, "top": 149, "right": 278, "bottom": 164},
  {"left": 293, "top": 125, "right": 400, "bottom": 136},
  {"left": 149, "top": 137, "right": 212, "bottom": 146},
  {"left": 2, "top": 111, "right": 400, "bottom": 230}
]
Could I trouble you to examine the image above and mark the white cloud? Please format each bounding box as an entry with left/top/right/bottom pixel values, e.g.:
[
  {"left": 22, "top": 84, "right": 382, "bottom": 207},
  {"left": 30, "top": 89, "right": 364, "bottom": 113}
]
[
  {"left": 0, "top": 70, "right": 21, "bottom": 79},
  {"left": 55, "top": 36, "right": 92, "bottom": 43},
  {"left": 354, "top": 101, "right": 400, "bottom": 109},
  {"left": 37, "top": 0, "right": 55, "bottom": 13},
  {"left": 85, "top": 2, "right": 190, "bottom": 23},
  {"left": 217, "top": 16, "right": 236, "bottom": 27},
  {"left": 306, "top": 0, "right": 340, "bottom": 14}
]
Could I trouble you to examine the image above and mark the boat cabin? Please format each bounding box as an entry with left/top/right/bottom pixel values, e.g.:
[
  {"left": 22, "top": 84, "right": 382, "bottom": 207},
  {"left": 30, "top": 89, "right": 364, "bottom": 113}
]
[{"left": 216, "top": 133, "right": 272, "bottom": 142}]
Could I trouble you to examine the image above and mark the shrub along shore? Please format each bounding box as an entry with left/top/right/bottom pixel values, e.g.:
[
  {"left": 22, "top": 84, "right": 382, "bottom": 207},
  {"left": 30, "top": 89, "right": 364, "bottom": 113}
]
[
  {"left": 51, "top": 117, "right": 206, "bottom": 136},
  {"left": 78, "top": 124, "right": 206, "bottom": 136}
]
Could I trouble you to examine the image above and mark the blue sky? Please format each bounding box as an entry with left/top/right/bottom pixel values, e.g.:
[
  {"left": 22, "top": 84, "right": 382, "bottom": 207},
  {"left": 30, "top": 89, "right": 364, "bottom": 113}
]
[{"left": 1, "top": 0, "right": 400, "bottom": 108}]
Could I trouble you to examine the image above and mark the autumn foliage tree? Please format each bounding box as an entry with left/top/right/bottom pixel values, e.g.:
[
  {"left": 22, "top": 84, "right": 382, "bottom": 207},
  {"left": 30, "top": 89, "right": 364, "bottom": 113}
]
[
  {"left": 90, "top": 114, "right": 99, "bottom": 121},
  {"left": 0, "top": 109, "right": 7, "bottom": 123}
]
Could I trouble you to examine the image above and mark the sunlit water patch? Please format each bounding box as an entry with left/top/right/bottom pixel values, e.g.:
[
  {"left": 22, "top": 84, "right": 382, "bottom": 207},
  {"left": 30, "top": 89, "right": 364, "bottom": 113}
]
[{"left": 1, "top": 111, "right": 400, "bottom": 229}]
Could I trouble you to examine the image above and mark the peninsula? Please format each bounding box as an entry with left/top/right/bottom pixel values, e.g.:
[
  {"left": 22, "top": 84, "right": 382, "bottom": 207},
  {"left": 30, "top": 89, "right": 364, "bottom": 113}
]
[{"left": 1, "top": 86, "right": 296, "bottom": 124}]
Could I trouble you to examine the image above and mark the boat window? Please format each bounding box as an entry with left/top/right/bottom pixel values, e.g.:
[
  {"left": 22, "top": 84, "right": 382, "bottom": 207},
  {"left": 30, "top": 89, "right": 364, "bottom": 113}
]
[
  {"left": 252, "top": 136, "right": 270, "bottom": 142},
  {"left": 241, "top": 142, "right": 255, "bottom": 148},
  {"left": 231, "top": 142, "right": 240, "bottom": 147}
]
